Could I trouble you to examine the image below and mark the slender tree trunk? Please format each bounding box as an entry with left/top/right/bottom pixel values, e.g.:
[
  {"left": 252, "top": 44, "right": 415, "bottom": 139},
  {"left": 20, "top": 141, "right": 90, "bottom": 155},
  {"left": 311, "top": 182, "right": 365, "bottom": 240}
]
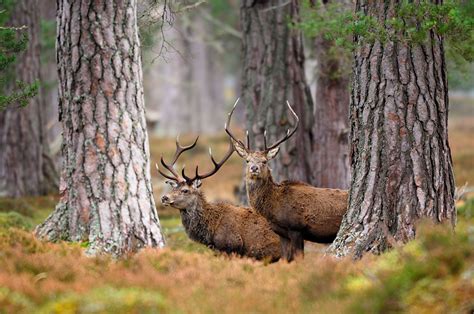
[
  {"left": 329, "top": 0, "right": 456, "bottom": 258},
  {"left": 143, "top": 7, "right": 226, "bottom": 136},
  {"left": 311, "top": 0, "right": 350, "bottom": 189},
  {"left": 240, "top": 0, "right": 314, "bottom": 185},
  {"left": 0, "top": 0, "right": 50, "bottom": 197},
  {"left": 39, "top": 0, "right": 61, "bottom": 192},
  {"left": 35, "top": 0, "right": 165, "bottom": 256}
]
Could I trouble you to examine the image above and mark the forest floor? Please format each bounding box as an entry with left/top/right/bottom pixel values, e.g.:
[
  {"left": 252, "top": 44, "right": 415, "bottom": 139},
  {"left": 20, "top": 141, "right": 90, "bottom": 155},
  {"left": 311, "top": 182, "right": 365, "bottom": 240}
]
[{"left": 0, "top": 99, "right": 473, "bottom": 313}]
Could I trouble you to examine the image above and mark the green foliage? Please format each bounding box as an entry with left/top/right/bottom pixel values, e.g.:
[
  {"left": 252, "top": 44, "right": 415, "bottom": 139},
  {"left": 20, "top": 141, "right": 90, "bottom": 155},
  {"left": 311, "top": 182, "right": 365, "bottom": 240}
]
[
  {"left": 0, "top": 212, "right": 32, "bottom": 230},
  {"left": 38, "top": 287, "right": 169, "bottom": 314},
  {"left": 299, "top": 0, "right": 474, "bottom": 89},
  {"left": 300, "top": 1, "right": 474, "bottom": 56},
  {"left": 0, "top": 197, "right": 35, "bottom": 217},
  {"left": 344, "top": 222, "right": 473, "bottom": 313},
  {"left": 0, "top": 1, "right": 39, "bottom": 110},
  {"left": 0, "top": 287, "right": 34, "bottom": 313},
  {"left": 457, "top": 196, "right": 474, "bottom": 220}
]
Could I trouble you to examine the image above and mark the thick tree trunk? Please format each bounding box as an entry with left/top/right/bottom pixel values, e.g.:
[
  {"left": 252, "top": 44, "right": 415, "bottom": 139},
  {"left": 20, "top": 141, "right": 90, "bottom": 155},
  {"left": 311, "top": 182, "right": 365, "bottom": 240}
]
[
  {"left": 311, "top": 1, "right": 350, "bottom": 189},
  {"left": 35, "top": 0, "right": 165, "bottom": 256},
  {"left": 329, "top": 0, "right": 456, "bottom": 258},
  {"left": 240, "top": 0, "right": 314, "bottom": 185},
  {"left": 0, "top": 0, "right": 49, "bottom": 197}
]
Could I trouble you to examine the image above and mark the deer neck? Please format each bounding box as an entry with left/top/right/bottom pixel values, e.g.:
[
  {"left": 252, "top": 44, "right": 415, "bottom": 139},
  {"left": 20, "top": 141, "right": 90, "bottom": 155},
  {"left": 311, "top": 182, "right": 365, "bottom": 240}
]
[
  {"left": 180, "top": 192, "right": 221, "bottom": 246},
  {"left": 246, "top": 173, "right": 277, "bottom": 215}
]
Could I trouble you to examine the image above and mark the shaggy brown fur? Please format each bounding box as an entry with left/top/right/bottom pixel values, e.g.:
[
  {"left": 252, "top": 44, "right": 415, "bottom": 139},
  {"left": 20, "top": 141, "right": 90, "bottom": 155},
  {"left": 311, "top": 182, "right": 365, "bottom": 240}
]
[
  {"left": 236, "top": 150, "right": 348, "bottom": 262},
  {"left": 162, "top": 181, "right": 281, "bottom": 262}
]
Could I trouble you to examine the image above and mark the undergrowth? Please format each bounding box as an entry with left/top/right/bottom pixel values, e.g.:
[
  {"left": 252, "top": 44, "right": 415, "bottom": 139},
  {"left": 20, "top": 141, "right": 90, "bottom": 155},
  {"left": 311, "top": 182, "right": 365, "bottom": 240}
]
[
  {"left": 0, "top": 131, "right": 472, "bottom": 313},
  {"left": 0, "top": 215, "right": 472, "bottom": 313}
]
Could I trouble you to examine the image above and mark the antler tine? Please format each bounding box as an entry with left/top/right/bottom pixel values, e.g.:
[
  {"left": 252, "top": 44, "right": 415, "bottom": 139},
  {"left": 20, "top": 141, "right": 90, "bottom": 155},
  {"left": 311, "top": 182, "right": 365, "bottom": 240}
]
[
  {"left": 263, "top": 130, "right": 268, "bottom": 150},
  {"left": 181, "top": 166, "right": 193, "bottom": 183},
  {"left": 157, "top": 135, "right": 199, "bottom": 182},
  {"left": 192, "top": 139, "right": 235, "bottom": 181},
  {"left": 224, "top": 98, "right": 248, "bottom": 150},
  {"left": 160, "top": 156, "right": 180, "bottom": 180},
  {"left": 156, "top": 163, "right": 179, "bottom": 181},
  {"left": 170, "top": 135, "right": 199, "bottom": 165},
  {"left": 265, "top": 101, "right": 300, "bottom": 151},
  {"left": 246, "top": 130, "right": 250, "bottom": 150}
]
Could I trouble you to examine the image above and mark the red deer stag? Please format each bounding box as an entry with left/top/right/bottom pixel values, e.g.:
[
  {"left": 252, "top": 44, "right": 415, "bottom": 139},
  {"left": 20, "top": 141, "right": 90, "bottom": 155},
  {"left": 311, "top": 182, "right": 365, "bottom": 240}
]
[
  {"left": 225, "top": 99, "right": 348, "bottom": 261},
  {"left": 157, "top": 137, "right": 281, "bottom": 262}
]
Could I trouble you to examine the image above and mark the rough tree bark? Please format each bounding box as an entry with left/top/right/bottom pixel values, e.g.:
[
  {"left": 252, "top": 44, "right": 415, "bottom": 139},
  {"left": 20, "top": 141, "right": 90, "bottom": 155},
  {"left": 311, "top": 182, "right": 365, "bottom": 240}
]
[
  {"left": 312, "top": 0, "right": 350, "bottom": 189},
  {"left": 329, "top": 0, "right": 456, "bottom": 258},
  {"left": 240, "top": 0, "right": 314, "bottom": 185},
  {"left": 35, "top": 0, "right": 165, "bottom": 256},
  {"left": 0, "top": 0, "right": 54, "bottom": 197}
]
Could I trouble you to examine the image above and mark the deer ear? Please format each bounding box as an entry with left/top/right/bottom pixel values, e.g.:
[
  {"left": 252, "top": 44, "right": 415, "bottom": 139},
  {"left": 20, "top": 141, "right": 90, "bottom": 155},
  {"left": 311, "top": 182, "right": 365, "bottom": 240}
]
[
  {"left": 192, "top": 179, "right": 202, "bottom": 189},
  {"left": 166, "top": 180, "right": 179, "bottom": 188},
  {"left": 231, "top": 139, "right": 248, "bottom": 158},
  {"left": 266, "top": 147, "right": 280, "bottom": 160}
]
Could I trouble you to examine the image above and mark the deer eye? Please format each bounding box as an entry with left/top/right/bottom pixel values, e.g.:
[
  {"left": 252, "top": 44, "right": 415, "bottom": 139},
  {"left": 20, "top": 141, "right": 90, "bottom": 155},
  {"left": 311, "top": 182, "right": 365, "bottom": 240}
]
[{"left": 181, "top": 189, "right": 189, "bottom": 194}]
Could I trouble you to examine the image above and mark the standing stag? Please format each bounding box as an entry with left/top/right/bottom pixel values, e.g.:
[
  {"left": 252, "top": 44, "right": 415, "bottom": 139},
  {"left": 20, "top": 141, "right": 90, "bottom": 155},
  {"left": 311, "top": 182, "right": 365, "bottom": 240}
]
[
  {"left": 158, "top": 137, "right": 281, "bottom": 262},
  {"left": 225, "top": 99, "right": 348, "bottom": 261}
]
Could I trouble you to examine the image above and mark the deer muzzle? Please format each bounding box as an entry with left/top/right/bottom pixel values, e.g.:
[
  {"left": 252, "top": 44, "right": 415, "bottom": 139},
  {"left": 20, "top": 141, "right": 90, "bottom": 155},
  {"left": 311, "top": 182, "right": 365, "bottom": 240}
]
[{"left": 161, "top": 195, "right": 173, "bottom": 206}]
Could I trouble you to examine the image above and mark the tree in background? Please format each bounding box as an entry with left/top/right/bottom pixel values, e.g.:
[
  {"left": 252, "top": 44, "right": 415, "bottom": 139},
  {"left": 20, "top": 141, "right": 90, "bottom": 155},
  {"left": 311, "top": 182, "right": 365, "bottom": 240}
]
[
  {"left": 38, "top": 0, "right": 62, "bottom": 179},
  {"left": 0, "top": 0, "right": 38, "bottom": 110},
  {"left": 327, "top": 0, "right": 473, "bottom": 258},
  {"left": 139, "top": 0, "right": 241, "bottom": 136},
  {"left": 307, "top": 0, "right": 351, "bottom": 189},
  {"left": 36, "top": 0, "right": 165, "bottom": 256},
  {"left": 240, "top": 0, "right": 314, "bottom": 186},
  {"left": 0, "top": 0, "right": 55, "bottom": 197}
]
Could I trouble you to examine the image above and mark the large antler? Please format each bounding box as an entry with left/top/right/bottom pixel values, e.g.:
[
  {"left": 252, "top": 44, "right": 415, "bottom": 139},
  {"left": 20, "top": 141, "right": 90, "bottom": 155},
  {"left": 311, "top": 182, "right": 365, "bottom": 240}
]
[
  {"left": 263, "top": 101, "right": 299, "bottom": 151},
  {"left": 181, "top": 139, "right": 234, "bottom": 183},
  {"left": 156, "top": 135, "right": 198, "bottom": 182},
  {"left": 224, "top": 98, "right": 250, "bottom": 151},
  {"left": 225, "top": 99, "right": 299, "bottom": 152}
]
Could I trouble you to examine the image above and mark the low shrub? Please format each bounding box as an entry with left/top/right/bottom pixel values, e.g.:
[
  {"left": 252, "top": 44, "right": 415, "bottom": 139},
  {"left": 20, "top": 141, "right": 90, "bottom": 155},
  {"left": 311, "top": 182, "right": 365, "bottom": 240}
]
[
  {"left": 38, "top": 287, "right": 168, "bottom": 314},
  {"left": 345, "top": 222, "right": 474, "bottom": 313},
  {"left": 0, "top": 212, "right": 32, "bottom": 230}
]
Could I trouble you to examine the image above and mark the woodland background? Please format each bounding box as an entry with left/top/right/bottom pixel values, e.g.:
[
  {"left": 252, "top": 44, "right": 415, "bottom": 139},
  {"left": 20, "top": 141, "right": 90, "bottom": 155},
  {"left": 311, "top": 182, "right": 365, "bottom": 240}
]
[{"left": 0, "top": 0, "right": 473, "bottom": 312}]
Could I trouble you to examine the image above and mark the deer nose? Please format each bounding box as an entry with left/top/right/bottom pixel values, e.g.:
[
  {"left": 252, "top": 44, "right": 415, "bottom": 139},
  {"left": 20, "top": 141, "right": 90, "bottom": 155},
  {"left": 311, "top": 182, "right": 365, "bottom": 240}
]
[
  {"left": 250, "top": 165, "right": 259, "bottom": 172},
  {"left": 161, "top": 195, "right": 169, "bottom": 203}
]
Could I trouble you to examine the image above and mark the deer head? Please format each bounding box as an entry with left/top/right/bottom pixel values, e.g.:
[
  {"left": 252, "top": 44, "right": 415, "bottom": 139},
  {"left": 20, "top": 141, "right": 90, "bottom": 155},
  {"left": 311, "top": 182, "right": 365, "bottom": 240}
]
[
  {"left": 157, "top": 136, "right": 234, "bottom": 210},
  {"left": 225, "top": 98, "right": 299, "bottom": 181}
]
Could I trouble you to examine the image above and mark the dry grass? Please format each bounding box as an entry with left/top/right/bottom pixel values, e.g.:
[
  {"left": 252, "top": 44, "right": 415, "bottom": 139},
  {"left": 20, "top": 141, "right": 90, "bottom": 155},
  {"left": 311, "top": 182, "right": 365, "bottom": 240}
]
[
  {"left": 0, "top": 221, "right": 471, "bottom": 313},
  {"left": 0, "top": 104, "right": 473, "bottom": 313},
  {"left": 449, "top": 116, "right": 474, "bottom": 187}
]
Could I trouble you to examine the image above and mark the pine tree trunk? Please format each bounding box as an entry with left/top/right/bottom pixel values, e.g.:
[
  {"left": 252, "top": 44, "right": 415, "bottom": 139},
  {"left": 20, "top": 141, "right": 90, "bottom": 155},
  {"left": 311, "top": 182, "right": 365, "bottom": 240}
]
[
  {"left": 240, "top": 0, "right": 314, "bottom": 185},
  {"left": 39, "top": 0, "right": 61, "bottom": 192},
  {"left": 35, "top": 0, "right": 165, "bottom": 256},
  {"left": 0, "top": 0, "right": 47, "bottom": 197},
  {"left": 329, "top": 0, "right": 456, "bottom": 258},
  {"left": 311, "top": 0, "right": 350, "bottom": 189},
  {"left": 312, "top": 33, "right": 350, "bottom": 189}
]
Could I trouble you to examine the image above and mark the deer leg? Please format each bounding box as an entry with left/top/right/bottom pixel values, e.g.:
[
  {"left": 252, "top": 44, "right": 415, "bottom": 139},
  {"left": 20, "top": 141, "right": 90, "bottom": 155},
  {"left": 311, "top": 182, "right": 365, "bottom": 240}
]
[
  {"left": 288, "top": 231, "right": 304, "bottom": 260},
  {"left": 279, "top": 236, "right": 292, "bottom": 262}
]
